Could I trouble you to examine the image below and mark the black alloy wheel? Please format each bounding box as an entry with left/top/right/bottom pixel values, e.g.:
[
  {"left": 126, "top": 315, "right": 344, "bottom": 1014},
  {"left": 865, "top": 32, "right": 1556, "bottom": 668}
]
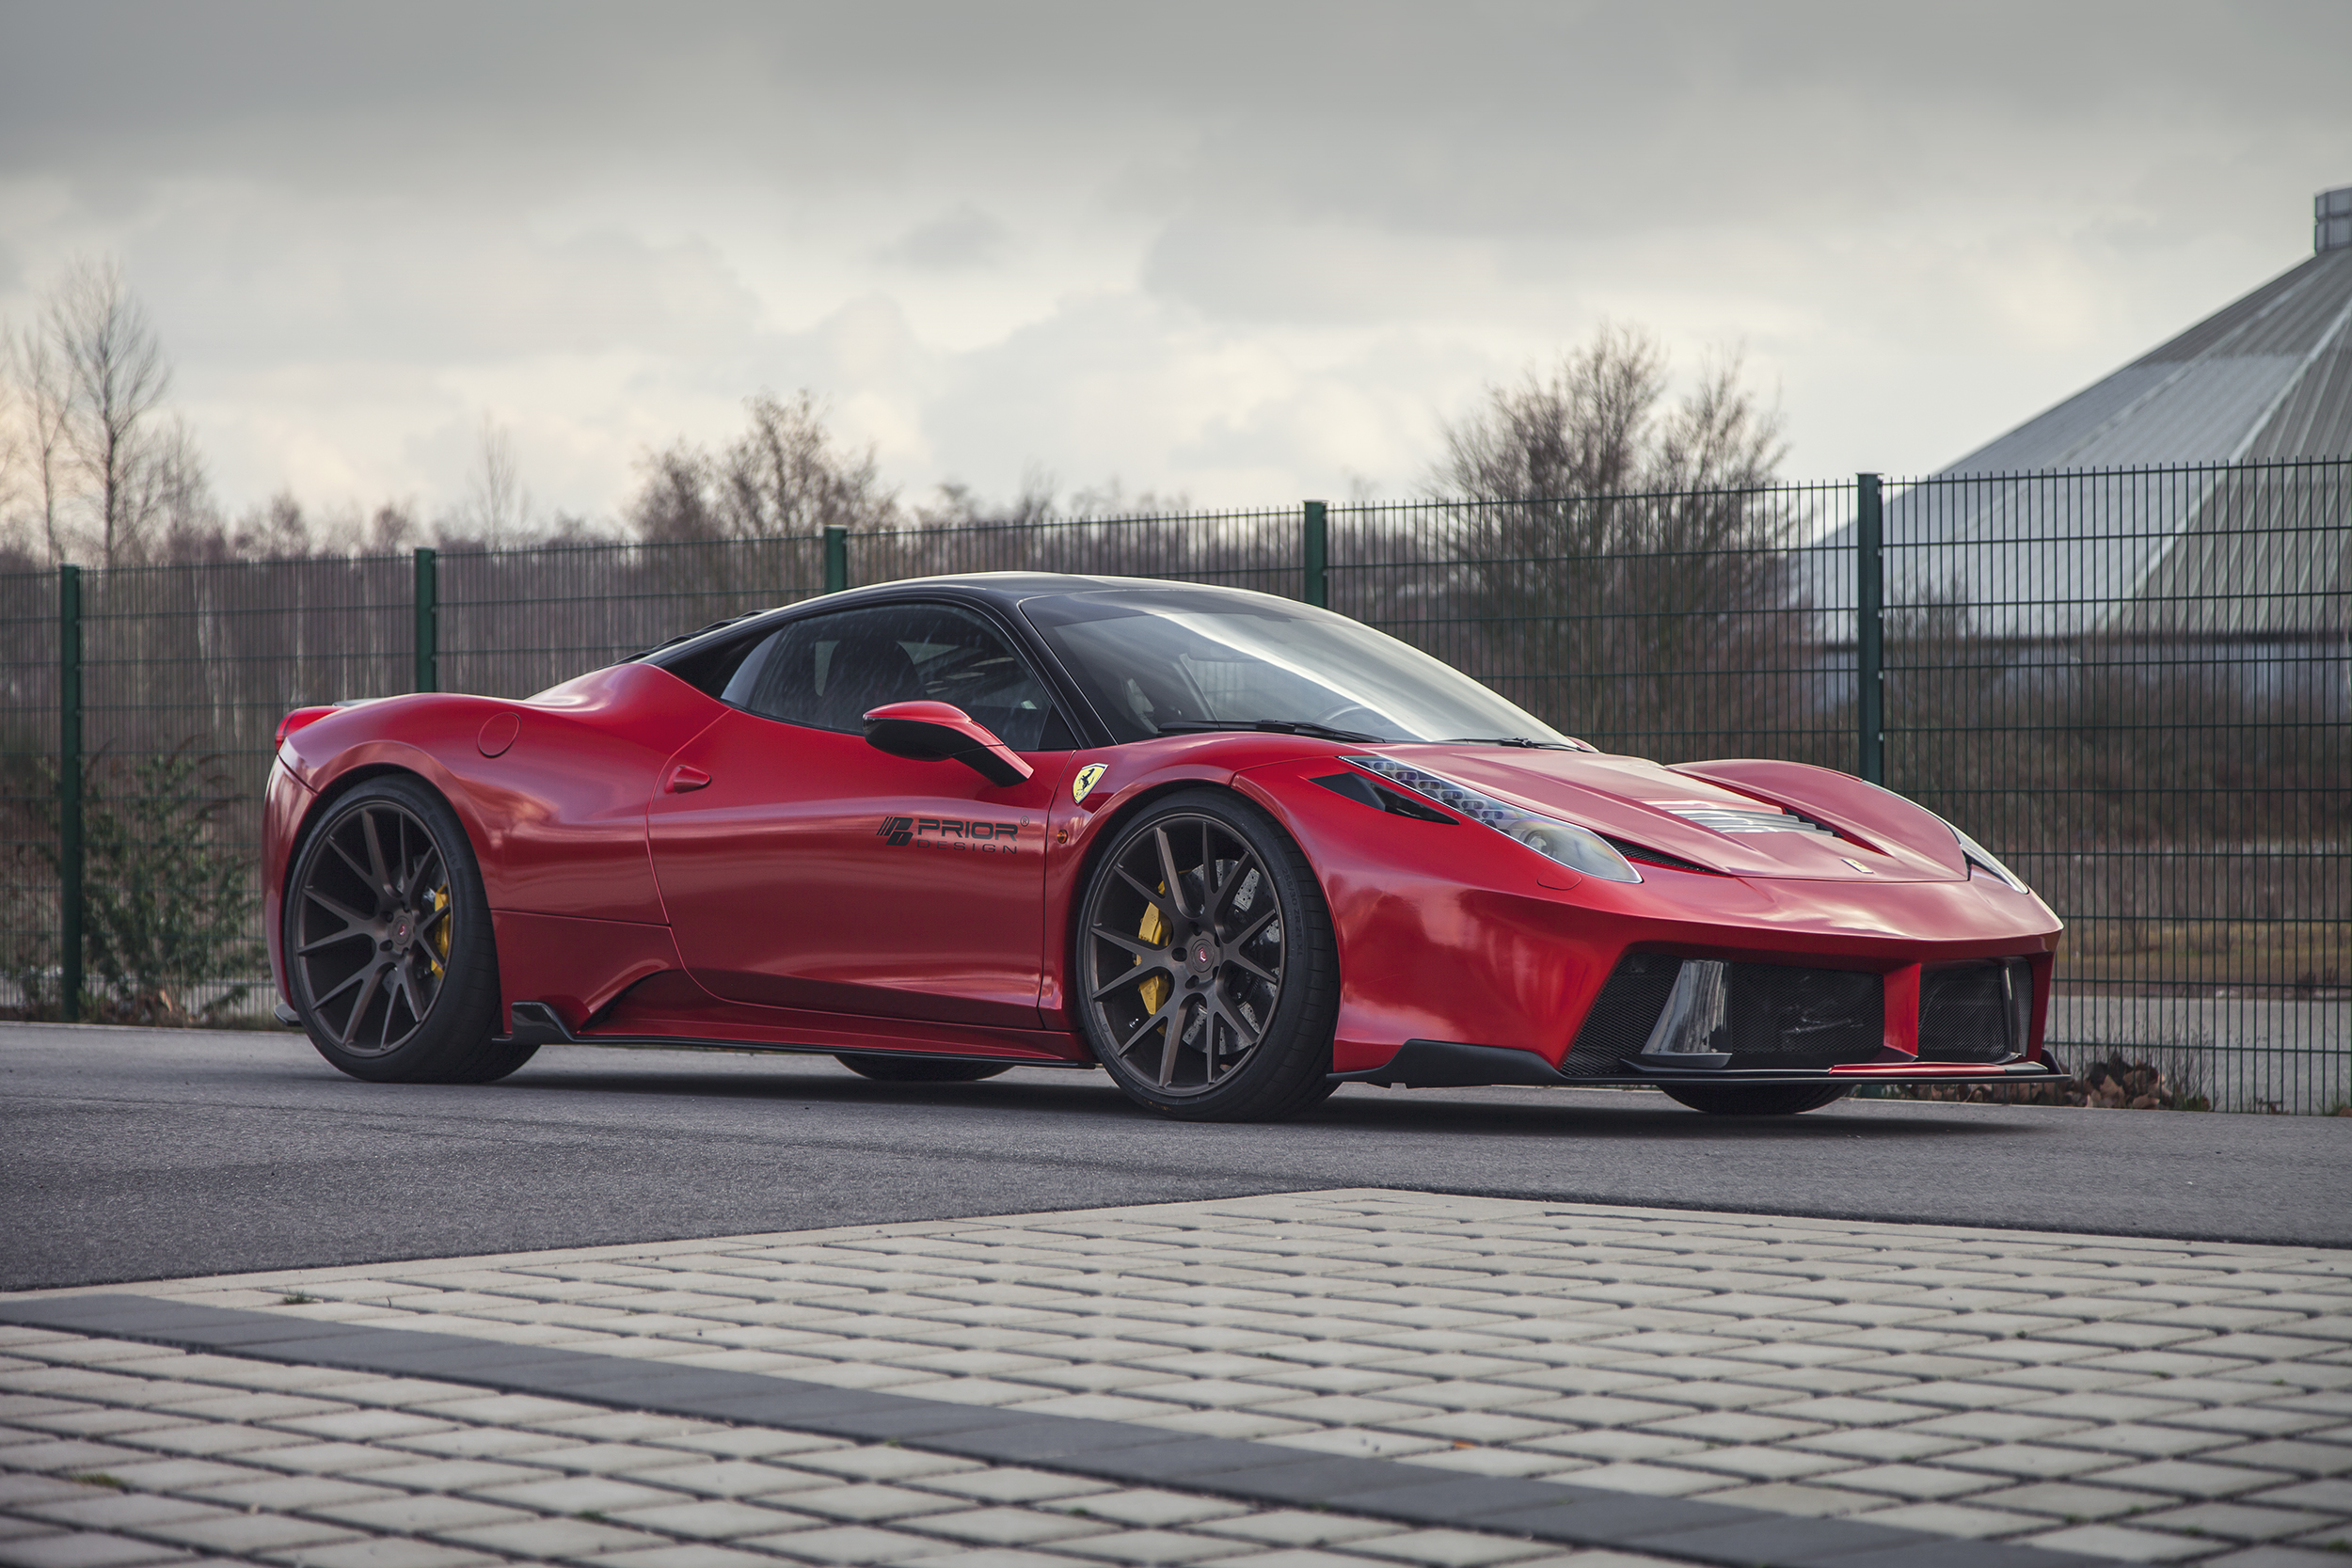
[
  {"left": 285, "top": 774, "right": 528, "bottom": 1084},
  {"left": 835, "top": 1053, "right": 1011, "bottom": 1083},
  {"left": 1661, "top": 1083, "right": 1851, "bottom": 1116},
  {"left": 1075, "top": 789, "right": 1338, "bottom": 1121}
]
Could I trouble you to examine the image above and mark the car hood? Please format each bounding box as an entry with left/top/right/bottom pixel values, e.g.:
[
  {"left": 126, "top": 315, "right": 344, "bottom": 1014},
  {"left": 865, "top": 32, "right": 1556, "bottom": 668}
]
[{"left": 1374, "top": 745, "right": 1966, "bottom": 882}]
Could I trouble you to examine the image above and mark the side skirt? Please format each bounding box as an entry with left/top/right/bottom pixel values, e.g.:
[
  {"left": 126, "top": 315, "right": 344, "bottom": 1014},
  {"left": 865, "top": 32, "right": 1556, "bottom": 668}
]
[{"left": 499, "top": 1001, "right": 1098, "bottom": 1070}]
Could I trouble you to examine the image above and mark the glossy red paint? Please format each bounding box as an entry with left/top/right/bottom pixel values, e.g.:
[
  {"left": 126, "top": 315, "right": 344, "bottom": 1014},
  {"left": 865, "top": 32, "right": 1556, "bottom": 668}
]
[
  {"left": 492, "top": 911, "right": 681, "bottom": 1030},
  {"left": 1225, "top": 751, "right": 2060, "bottom": 1078},
  {"left": 646, "top": 707, "right": 1067, "bottom": 1029},
  {"left": 260, "top": 756, "right": 315, "bottom": 994},
  {"left": 275, "top": 705, "right": 338, "bottom": 747},
  {"left": 266, "top": 589, "right": 2063, "bottom": 1092}
]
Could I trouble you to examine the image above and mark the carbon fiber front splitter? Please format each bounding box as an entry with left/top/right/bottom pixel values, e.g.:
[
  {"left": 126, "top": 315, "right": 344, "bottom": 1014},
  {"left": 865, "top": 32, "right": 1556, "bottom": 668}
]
[{"left": 1330, "top": 1037, "right": 2069, "bottom": 1091}]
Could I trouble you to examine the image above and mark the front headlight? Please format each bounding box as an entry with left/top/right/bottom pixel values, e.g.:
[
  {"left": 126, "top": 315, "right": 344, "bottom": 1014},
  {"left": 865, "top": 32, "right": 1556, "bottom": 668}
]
[
  {"left": 1343, "top": 755, "right": 1640, "bottom": 882},
  {"left": 1949, "top": 822, "right": 2030, "bottom": 893}
]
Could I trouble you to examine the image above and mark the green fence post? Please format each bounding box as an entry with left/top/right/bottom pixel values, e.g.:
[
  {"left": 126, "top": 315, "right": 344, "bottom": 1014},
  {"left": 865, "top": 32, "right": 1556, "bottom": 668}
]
[
  {"left": 413, "top": 546, "right": 437, "bottom": 694},
  {"left": 56, "top": 563, "right": 82, "bottom": 1023},
  {"left": 1855, "top": 473, "right": 1883, "bottom": 785},
  {"left": 1302, "top": 500, "right": 1327, "bottom": 609},
  {"left": 823, "top": 527, "right": 849, "bottom": 594}
]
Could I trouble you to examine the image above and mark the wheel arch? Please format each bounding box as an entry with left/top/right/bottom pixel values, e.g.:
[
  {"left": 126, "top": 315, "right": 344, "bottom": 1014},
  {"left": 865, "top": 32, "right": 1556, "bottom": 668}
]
[
  {"left": 275, "top": 756, "right": 506, "bottom": 1006},
  {"left": 1057, "top": 771, "right": 1342, "bottom": 1117},
  {"left": 281, "top": 760, "right": 482, "bottom": 911},
  {"left": 1057, "top": 775, "right": 1290, "bottom": 981}
]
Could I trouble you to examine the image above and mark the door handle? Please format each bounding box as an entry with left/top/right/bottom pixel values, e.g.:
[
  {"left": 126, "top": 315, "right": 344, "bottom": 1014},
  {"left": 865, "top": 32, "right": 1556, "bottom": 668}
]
[{"left": 666, "top": 764, "right": 711, "bottom": 794}]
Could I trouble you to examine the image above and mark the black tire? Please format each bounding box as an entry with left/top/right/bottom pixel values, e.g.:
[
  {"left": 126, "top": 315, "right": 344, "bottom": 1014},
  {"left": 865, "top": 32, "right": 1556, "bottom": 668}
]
[
  {"left": 284, "top": 774, "right": 529, "bottom": 1084},
  {"left": 1073, "top": 788, "right": 1339, "bottom": 1121},
  {"left": 835, "top": 1053, "right": 1011, "bottom": 1083},
  {"left": 1661, "top": 1083, "right": 1851, "bottom": 1117}
]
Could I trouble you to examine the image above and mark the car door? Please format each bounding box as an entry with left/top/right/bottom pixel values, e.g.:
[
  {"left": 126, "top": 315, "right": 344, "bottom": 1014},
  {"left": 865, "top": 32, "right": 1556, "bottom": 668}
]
[{"left": 646, "top": 600, "right": 1073, "bottom": 1030}]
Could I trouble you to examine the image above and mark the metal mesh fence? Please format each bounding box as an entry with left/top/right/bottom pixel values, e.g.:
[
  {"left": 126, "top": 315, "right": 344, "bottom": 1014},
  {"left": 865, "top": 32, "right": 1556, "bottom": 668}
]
[
  {"left": 1880, "top": 462, "right": 2349, "bottom": 1112},
  {"left": 1327, "top": 482, "right": 1858, "bottom": 768},
  {"left": 846, "top": 507, "right": 1302, "bottom": 597},
  {"left": 438, "top": 535, "right": 831, "bottom": 699},
  {"left": 1, "top": 461, "right": 2342, "bottom": 1108},
  {"left": 72, "top": 555, "right": 413, "bottom": 1022},
  {"left": 0, "top": 570, "right": 56, "bottom": 1015}
]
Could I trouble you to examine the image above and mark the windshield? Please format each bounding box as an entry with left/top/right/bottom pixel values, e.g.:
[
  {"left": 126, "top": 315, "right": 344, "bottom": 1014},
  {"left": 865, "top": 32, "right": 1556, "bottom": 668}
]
[{"left": 1021, "top": 587, "right": 1569, "bottom": 746}]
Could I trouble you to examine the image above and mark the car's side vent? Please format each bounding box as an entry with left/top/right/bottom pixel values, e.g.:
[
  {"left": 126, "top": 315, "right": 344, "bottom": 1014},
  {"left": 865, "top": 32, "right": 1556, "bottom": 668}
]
[{"left": 1311, "top": 772, "right": 1456, "bottom": 823}]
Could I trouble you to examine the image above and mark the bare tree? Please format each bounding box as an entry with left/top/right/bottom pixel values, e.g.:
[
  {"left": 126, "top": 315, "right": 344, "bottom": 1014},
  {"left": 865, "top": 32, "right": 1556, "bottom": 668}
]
[
  {"left": 1438, "top": 324, "right": 1782, "bottom": 509},
  {"left": 48, "top": 259, "right": 173, "bottom": 567},
  {"left": 629, "top": 391, "right": 897, "bottom": 544},
  {"left": 914, "top": 467, "right": 1059, "bottom": 530},
  {"left": 462, "top": 415, "right": 528, "bottom": 546},
  {"left": 718, "top": 390, "right": 896, "bottom": 538},
  {"left": 1441, "top": 323, "right": 1667, "bottom": 515},
  {"left": 4, "top": 322, "right": 77, "bottom": 564},
  {"left": 1433, "top": 324, "right": 1792, "bottom": 752},
  {"left": 368, "top": 502, "right": 418, "bottom": 553},
  {"left": 129, "top": 418, "right": 214, "bottom": 553},
  {"left": 628, "top": 443, "right": 721, "bottom": 543}
]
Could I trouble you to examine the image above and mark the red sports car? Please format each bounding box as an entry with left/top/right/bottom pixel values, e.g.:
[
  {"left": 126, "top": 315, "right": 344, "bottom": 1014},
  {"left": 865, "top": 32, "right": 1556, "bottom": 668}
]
[{"left": 264, "top": 574, "right": 2065, "bottom": 1120}]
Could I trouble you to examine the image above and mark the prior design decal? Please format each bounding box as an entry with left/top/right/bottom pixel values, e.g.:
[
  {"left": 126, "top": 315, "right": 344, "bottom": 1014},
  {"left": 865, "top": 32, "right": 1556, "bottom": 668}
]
[
  {"left": 876, "top": 815, "right": 1025, "bottom": 853},
  {"left": 1072, "top": 763, "right": 1108, "bottom": 803}
]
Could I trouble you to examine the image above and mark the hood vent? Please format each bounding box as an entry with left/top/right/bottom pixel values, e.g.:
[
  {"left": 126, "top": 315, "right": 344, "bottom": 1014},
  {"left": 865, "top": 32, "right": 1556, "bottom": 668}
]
[{"left": 1664, "top": 804, "right": 1838, "bottom": 837}]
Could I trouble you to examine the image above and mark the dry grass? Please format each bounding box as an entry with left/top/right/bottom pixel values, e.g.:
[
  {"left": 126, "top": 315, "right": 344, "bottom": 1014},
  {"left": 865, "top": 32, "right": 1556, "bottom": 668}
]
[{"left": 2054, "top": 919, "right": 2351, "bottom": 997}]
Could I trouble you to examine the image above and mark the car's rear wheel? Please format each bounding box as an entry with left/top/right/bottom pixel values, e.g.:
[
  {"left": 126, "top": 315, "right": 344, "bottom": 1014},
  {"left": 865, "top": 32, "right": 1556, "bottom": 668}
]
[
  {"left": 285, "top": 775, "right": 528, "bottom": 1084},
  {"left": 1074, "top": 789, "right": 1338, "bottom": 1121},
  {"left": 1661, "top": 1083, "right": 1851, "bottom": 1116},
  {"left": 835, "top": 1053, "right": 1010, "bottom": 1083}
]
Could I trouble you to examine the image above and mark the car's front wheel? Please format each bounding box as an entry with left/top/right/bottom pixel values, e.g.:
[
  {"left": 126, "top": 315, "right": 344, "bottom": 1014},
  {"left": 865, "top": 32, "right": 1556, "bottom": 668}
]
[
  {"left": 285, "top": 774, "right": 528, "bottom": 1084},
  {"left": 1661, "top": 1083, "right": 1851, "bottom": 1116},
  {"left": 1074, "top": 789, "right": 1338, "bottom": 1121}
]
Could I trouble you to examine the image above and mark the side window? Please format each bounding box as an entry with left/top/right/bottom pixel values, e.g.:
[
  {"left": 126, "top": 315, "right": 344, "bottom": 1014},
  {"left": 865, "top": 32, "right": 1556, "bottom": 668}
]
[{"left": 723, "top": 603, "right": 1072, "bottom": 751}]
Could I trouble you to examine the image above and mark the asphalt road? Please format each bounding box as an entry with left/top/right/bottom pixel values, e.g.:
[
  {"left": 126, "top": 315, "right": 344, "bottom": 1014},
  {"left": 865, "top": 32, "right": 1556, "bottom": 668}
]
[{"left": 5, "top": 1021, "right": 2346, "bottom": 1291}]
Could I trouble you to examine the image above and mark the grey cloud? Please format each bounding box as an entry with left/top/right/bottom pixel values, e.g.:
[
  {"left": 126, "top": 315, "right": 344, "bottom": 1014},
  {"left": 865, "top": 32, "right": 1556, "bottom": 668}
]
[
  {"left": 1138, "top": 215, "right": 1532, "bottom": 325},
  {"left": 3, "top": 0, "right": 2345, "bottom": 515},
  {"left": 878, "top": 205, "right": 1011, "bottom": 271},
  {"left": 119, "top": 212, "right": 762, "bottom": 366}
]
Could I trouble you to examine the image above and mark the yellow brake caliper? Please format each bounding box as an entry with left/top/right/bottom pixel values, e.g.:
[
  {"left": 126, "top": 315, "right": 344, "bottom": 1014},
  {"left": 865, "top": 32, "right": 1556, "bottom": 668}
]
[
  {"left": 428, "top": 886, "right": 451, "bottom": 977},
  {"left": 1137, "top": 895, "right": 1169, "bottom": 1013}
]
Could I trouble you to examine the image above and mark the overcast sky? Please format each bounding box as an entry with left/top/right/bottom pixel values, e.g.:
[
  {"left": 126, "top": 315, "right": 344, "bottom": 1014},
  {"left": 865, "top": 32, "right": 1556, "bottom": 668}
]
[{"left": 3, "top": 0, "right": 2345, "bottom": 526}]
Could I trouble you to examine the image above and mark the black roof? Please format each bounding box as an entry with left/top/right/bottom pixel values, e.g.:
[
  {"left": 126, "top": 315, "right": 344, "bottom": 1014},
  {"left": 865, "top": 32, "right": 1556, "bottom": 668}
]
[{"left": 634, "top": 571, "right": 1302, "bottom": 673}]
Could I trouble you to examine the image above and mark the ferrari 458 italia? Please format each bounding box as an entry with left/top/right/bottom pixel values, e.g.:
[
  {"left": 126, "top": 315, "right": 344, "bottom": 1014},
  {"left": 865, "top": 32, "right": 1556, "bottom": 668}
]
[{"left": 264, "top": 574, "right": 2065, "bottom": 1120}]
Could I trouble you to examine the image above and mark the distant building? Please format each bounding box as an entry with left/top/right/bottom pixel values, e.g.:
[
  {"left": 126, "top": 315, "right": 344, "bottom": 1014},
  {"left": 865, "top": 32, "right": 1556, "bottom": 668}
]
[
  {"left": 1952, "top": 185, "right": 2352, "bottom": 474},
  {"left": 1820, "top": 187, "right": 2350, "bottom": 643}
]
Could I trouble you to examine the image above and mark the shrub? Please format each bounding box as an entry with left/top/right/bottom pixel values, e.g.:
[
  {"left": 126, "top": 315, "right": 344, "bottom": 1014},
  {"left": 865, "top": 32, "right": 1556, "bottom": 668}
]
[
  {"left": 13, "top": 742, "right": 264, "bottom": 1024},
  {"left": 1880, "top": 1051, "right": 2211, "bottom": 1112}
]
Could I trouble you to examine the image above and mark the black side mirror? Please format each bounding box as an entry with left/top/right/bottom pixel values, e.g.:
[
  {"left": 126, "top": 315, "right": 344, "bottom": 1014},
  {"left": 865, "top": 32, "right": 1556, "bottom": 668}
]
[{"left": 862, "top": 701, "right": 1035, "bottom": 787}]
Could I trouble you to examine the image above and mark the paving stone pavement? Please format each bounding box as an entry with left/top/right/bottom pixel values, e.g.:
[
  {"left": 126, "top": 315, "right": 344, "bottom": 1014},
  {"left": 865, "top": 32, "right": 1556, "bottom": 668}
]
[
  {"left": 4, "top": 1189, "right": 2348, "bottom": 1567},
  {"left": 0, "top": 1332, "right": 1691, "bottom": 1568}
]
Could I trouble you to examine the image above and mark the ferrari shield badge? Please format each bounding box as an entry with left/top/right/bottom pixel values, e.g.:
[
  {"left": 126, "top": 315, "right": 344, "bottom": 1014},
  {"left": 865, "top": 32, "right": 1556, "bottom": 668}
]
[{"left": 1072, "top": 763, "right": 1108, "bottom": 803}]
